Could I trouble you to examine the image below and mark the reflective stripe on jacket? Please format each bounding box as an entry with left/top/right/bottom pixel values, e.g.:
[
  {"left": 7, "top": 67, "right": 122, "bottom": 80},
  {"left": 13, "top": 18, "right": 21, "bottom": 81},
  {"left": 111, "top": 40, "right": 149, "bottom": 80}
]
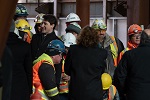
[
  {"left": 118, "top": 48, "right": 130, "bottom": 63},
  {"left": 59, "top": 59, "right": 69, "bottom": 94},
  {"left": 118, "top": 41, "right": 138, "bottom": 63},
  {"left": 33, "top": 53, "right": 59, "bottom": 100},
  {"left": 110, "top": 36, "right": 118, "bottom": 67}
]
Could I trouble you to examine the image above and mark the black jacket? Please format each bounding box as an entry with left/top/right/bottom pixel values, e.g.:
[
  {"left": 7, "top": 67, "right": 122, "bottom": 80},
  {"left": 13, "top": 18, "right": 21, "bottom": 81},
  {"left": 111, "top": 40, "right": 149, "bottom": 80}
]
[
  {"left": 31, "top": 31, "right": 60, "bottom": 61},
  {"left": 114, "top": 43, "right": 150, "bottom": 100},
  {"left": 7, "top": 33, "right": 32, "bottom": 100},
  {"left": 64, "top": 45, "right": 107, "bottom": 100}
]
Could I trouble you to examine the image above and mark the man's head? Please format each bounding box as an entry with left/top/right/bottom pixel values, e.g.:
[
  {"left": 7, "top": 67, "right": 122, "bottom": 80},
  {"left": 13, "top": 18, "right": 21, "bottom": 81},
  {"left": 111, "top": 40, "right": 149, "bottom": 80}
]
[
  {"left": 101, "top": 73, "right": 112, "bottom": 90},
  {"left": 65, "top": 22, "right": 81, "bottom": 38},
  {"left": 15, "top": 19, "right": 32, "bottom": 43},
  {"left": 41, "top": 14, "right": 57, "bottom": 34},
  {"left": 14, "top": 4, "right": 29, "bottom": 21},
  {"left": 46, "top": 40, "right": 65, "bottom": 64},
  {"left": 140, "top": 29, "right": 150, "bottom": 44},
  {"left": 128, "top": 24, "right": 142, "bottom": 45},
  {"left": 66, "top": 13, "right": 81, "bottom": 26},
  {"left": 34, "top": 13, "right": 45, "bottom": 33},
  {"left": 91, "top": 19, "right": 107, "bottom": 42}
]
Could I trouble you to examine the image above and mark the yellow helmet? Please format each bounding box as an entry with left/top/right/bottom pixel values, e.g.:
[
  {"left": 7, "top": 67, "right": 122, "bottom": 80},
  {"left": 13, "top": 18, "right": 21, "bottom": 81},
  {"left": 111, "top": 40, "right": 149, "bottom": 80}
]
[
  {"left": 101, "top": 73, "right": 112, "bottom": 90},
  {"left": 91, "top": 19, "right": 107, "bottom": 30},
  {"left": 15, "top": 19, "right": 32, "bottom": 33}
]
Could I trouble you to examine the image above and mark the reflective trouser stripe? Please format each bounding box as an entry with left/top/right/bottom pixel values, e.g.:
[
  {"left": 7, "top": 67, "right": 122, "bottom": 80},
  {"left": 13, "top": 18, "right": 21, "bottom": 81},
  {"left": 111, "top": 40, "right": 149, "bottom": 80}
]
[{"left": 45, "top": 87, "right": 59, "bottom": 97}]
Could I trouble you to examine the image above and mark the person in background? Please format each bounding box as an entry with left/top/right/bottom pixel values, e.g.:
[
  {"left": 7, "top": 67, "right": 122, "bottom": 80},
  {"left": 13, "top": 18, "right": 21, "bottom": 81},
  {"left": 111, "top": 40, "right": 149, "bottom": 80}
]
[
  {"left": 15, "top": 19, "right": 33, "bottom": 43},
  {"left": 59, "top": 33, "right": 77, "bottom": 100},
  {"left": 101, "top": 73, "right": 120, "bottom": 100},
  {"left": 65, "top": 22, "right": 81, "bottom": 38},
  {"left": 114, "top": 29, "right": 150, "bottom": 100},
  {"left": 6, "top": 20, "right": 32, "bottom": 100},
  {"left": 66, "top": 13, "right": 81, "bottom": 26},
  {"left": 64, "top": 26, "right": 107, "bottom": 100},
  {"left": 34, "top": 13, "right": 45, "bottom": 34},
  {"left": 118, "top": 24, "right": 142, "bottom": 63},
  {"left": 14, "top": 4, "right": 29, "bottom": 21},
  {"left": 31, "top": 14, "right": 62, "bottom": 87},
  {"left": 91, "top": 19, "right": 124, "bottom": 78},
  {"left": 32, "top": 39, "right": 65, "bottom": 100}
]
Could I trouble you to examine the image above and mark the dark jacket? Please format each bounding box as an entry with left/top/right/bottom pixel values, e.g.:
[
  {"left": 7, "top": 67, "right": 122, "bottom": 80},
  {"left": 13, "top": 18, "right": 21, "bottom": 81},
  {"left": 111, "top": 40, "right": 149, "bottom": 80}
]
[
  {"left": 7, "top": 33, "right": 32, "bottom": 100},
  {"left": 31, "top": 31, "right": 62, "bottom": 87},
  {"left": 1, "top": 46, "right": 13, "bottom": 100},
  {"left": 114, "top": 43, "right": 150, "bottom": 100},
  {"left": 64, "top": 45, "right": 107, "bottom": 100},
  {"left": 31, "top": 31, "right": 60, "bottom": 61}
]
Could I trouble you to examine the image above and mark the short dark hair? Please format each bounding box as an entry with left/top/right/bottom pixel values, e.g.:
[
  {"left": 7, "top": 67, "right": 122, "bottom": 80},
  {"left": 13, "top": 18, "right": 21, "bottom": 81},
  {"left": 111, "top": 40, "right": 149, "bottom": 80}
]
[{"left": 43, "top": 14, "right": 57, "bottom": 30}]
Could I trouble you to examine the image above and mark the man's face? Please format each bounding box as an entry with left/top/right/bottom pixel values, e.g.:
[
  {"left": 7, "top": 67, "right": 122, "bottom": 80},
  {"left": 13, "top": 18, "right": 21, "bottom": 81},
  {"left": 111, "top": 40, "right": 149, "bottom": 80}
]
[
  {"left": 53, "top": 54, "right": 62, "bottom": 64},
  {"left": 41, "top": 20, "right": 54, "bottom": 34},
  {"left": 97, "top": 29, "right": 106, "bottom": 42},
  {"left": 130, "top": 33, "right": 141, "bottom": 45}
]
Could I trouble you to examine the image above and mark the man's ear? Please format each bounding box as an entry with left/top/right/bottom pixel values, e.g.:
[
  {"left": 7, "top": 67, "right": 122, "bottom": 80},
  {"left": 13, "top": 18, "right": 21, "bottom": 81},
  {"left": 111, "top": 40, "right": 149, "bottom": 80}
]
[{"left": 51, "top": 24, "right": 54, "bottom": 28}]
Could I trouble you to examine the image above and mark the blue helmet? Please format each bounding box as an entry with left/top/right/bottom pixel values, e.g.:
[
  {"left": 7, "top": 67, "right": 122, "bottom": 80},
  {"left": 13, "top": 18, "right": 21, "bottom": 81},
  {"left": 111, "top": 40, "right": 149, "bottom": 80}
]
[
  {"left": 47, "top": 39, "right": 65, "bottom": 54},
  {"left": 15, "top": 4, "right": 29, "bottom": 16}
]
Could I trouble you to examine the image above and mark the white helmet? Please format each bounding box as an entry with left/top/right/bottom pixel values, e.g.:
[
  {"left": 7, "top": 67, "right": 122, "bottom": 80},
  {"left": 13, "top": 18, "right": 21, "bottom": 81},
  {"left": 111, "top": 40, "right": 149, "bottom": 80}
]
[
  {"left": 34, "top": 13, "right": 45, "bottom": 23},
  {"left": 66, "top": 13, "right": 81, "bottom": 23},
  {"left": 62, "top": 32, "right": 76, "bottom": 47}
]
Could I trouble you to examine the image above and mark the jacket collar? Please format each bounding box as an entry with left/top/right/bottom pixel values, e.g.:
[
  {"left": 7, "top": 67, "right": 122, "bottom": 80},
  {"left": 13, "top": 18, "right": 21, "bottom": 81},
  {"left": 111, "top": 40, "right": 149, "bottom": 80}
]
[{"left": 102, "top": 33, "right": 114, "bottom": 48}]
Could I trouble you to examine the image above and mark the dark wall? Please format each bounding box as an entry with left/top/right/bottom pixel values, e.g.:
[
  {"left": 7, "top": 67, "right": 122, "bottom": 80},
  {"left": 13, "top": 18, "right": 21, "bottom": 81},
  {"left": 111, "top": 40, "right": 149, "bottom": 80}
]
[{"left": 127, "top": 0, "right": 149, "bottom": 28}]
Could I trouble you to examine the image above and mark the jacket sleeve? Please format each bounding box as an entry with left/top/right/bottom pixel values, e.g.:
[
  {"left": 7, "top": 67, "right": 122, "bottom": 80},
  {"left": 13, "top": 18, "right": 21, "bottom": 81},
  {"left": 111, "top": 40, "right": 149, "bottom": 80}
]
[
  {"left": 38, "top": 63, "right": 60, "bottom": 100},
  {"left": 24, "top": 44, "right": 33, "bottom": 94},
  {"left": 114, "top": 52, "right": 128, "bottom": 100},
  {"left": 64, "top": 48, "right": 72, "bottom": 76}
]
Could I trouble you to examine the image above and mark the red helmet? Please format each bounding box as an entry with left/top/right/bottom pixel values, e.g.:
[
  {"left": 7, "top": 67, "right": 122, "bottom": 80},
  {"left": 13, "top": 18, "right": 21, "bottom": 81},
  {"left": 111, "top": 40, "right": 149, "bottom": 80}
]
[{"left": 128, "top": 24, "right": 142, "bottom": 35}]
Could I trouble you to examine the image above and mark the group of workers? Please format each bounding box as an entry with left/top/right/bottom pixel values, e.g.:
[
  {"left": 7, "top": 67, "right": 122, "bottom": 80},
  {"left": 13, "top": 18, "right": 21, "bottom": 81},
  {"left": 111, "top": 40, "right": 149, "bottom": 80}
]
[{"left": 1, "top": 3, "right": 150, "bottom": 100}]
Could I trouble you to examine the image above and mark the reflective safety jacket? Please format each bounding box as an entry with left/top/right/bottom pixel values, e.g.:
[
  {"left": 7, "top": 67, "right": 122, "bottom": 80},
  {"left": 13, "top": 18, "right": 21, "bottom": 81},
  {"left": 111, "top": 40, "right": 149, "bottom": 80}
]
[
  {"left": 33, "top": 53, "right": 59, "bottom": 100},
  {"left": 103, "top": 85, "right": 120, "bottom": 100},
  {"left": 110, "top": 36, "right": 118, "bottom": 67},
  {"left": 118, "top": 41, "right": 138, "bottom": 63},
  {"left": 59, "top": 59, "right": 69, "bottom": 94}
]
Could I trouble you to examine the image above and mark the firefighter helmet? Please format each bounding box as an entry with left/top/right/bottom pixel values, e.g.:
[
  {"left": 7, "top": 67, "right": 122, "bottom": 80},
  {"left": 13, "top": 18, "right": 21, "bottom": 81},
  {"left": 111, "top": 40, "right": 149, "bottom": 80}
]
[
  {"left": 15, "top": 19, "right": 32, "bottom": 32},
  {"left": 47, "top": 39, "right": 65, "bottom": 53},
  {"left": 128, "top": 24, "right": 142, "bottom": 35},
  {"left": 101, "top": 73, "right": 112, "bottom": 90},
  {"left": 66, "top": 13, "right": 81, "bottom": 23},
  {"left": 15, "top": 4, "right": 29, "bottom": 16},
  {"left": 34, "top": 13, "right": 45, "bottom": 23},
  {"left": 62, "top": 32, "right": 76, "bottom": 47},
  {"left": 91, "top": 19, "right": 107, "bottom": 30}
]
